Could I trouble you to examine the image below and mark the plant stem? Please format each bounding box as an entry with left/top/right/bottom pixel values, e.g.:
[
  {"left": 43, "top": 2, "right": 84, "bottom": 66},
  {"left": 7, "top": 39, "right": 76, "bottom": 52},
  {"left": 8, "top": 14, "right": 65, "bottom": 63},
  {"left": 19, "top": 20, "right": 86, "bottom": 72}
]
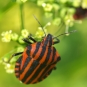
[{"left": 20, "top": 3, "right": 24, "bottom": 30}]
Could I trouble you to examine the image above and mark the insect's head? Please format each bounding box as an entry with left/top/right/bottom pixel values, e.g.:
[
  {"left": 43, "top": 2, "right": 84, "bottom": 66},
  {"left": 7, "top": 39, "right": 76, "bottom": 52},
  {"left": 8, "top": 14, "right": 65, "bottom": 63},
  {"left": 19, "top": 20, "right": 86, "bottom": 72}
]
[{"left": 42, "top": 34, "right": 53, "bottom": 47}]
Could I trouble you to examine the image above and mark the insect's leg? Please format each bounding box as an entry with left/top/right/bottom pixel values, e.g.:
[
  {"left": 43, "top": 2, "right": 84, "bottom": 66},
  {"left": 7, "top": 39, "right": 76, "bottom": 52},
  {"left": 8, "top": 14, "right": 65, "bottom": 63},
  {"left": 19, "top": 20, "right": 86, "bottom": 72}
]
[
  {"left": 53, "top": 67, "right": 57, "bottom": 70},
  {"left": 28, "top": 34, "right": 36, "bottom": 42},
  {"left": 22, "top": 38, "right": 32, "bottom": 44},
  {"left": 3, "top": 52, "right": 23, "bottom": 63},
  {"left": 53, "top": 38, "right": 60, "bottom": 45}
]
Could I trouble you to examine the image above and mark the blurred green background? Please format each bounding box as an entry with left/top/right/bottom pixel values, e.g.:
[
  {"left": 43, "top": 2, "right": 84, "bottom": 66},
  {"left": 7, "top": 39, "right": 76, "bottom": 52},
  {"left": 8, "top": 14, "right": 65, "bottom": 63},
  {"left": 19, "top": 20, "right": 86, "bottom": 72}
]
[{"left": 0, "top": 0, "right": 87, "bottom": 87}]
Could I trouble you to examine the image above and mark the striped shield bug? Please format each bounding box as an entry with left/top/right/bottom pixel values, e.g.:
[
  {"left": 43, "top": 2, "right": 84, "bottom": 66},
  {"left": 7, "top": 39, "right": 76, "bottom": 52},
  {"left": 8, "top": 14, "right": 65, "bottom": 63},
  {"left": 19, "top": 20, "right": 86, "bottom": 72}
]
[{"left": 4, "top": 16, "right": 76, "bottom": 84}]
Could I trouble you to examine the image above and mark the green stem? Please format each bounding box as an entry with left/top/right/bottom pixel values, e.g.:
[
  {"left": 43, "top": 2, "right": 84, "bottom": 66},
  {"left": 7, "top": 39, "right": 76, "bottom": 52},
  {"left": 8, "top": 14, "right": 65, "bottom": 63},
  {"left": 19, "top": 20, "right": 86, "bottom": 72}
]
[{"left": 20, "top": 3, "right": 24, "bottom": 30}]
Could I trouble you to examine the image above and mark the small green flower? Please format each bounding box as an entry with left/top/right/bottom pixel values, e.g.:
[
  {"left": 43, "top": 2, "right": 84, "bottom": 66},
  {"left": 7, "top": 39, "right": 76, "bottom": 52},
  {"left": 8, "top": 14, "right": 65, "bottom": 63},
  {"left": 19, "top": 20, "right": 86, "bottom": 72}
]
[
  {"left": 21, "top": 29, "right": 29, "bottom": 38},
  {"left": 18, "top": 36, "right": 24, "bottom": 44},
  {"left": 42, "top": 3, "right": 46, "bottom": 7},
  {"left": 2, "top": 57, "right": 8, "bottom": 63},
  {"left": 37, "top": 1, "right": 45, "bottom": 6},
  {"left": 1, "top": 30, "right": 12, "bottom": 42},
  {"left": 53, "top": 3, "right": 60, "bottom": 11},
  {"left": 17, "top": 46, "right": 24, "bottom": 52},
  {"left": 64, "top": 15, "right": 74, "bottom": 26},
  {"left": 35, "top": 22, "right": 50, "bottom": 39},
  {"left": 4, "top": 64, "right": 14, "bottom": 73},
  {"left": 43, "top": 3, "right": 53, "bottom": 11},
  {"left": 67, "top": 8, "right": 75, "bottom": 14},
  {"left": 53, "top": 18, "right": 61, "bottom": 26},
  {"left": 35, "top": 27, "right": 47, "bottom": 38},
  {"left": 11, "top": 33, "right": 18, "bottom": 41},
  {"left": 72, "top": 0, "right": 81, "bottom": 7},
  {"left": 60, "top": 8, "right": 67, "bottom": 18}
]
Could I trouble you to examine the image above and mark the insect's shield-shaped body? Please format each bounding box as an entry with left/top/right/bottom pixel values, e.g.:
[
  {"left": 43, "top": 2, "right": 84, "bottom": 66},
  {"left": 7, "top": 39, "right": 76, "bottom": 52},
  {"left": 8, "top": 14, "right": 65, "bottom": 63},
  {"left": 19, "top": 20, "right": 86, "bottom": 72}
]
[{"left": 15, "top": 34, "right": 61, "bottom": 84}]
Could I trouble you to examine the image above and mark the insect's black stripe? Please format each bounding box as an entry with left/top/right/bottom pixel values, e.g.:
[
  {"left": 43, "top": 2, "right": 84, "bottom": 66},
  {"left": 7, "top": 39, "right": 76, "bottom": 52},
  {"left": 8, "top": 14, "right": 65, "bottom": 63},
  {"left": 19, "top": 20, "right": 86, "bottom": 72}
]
[
  {"left": 16, "top": 56, "right": 22, "bottom": 63},
  {"left": 20, "top": 56, "right": 32, "bottom": 74},
  {"left": 37, "top": 38, "right": 49, "bottom": 61},
  {"left": 43, "top": 34, "right": 53, "bottom": 47},
  {"left": 15, "top": 65, "right": 20, "bottom": 68},
  {"left": 26, "top": 45, "right": 32, "bottom": 56},
  {"left": 21, "top": 59, "right": 39, "bottom": 82},
  {"left": 57, "top": 56, "right": 61, "bottom": 61},
  {"left": 37, "top": 46, "right": 46, "bottom": 61},
  {"left": 43, "top": 47, "right": 51, "bottom": 64},
  {"left": 15, "top": 56, "right": 22, "bottom": 72},
  {"left": 51, "top": 47, "right": 56, "bottom": 63},
  {"left": 53, "top": 56, "right": 61, "bottom": 64},
  {"left": 43, "top": 37, "right": 49, "bottom": 47},
  {"left": 38, "top": 69, "right": 52, "bottom": 82},
  {"left": 40, "top": 64, "right": 54, "bottom": 80},
  {"left": 26, "top": 63, "right": 46, "bottom": 84},
  {"left": 15, "top": 57, "right": 22, "bottom": 78},
  {"left": 15, "top": 70, "right": 19, "bottom": 73},
  {"left": 51, "top": 55, "right": 61, "bottom": 65},
  {"left": 33, "top": 42, "right": 41, "bottom": 57}
]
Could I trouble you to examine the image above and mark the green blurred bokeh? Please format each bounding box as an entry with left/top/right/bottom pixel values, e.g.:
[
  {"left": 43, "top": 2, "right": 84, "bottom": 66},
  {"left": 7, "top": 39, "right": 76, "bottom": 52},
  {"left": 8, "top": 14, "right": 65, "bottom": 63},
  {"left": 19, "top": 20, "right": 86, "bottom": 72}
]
[{"left": 0, "top": 0, "right": 87, "bottom": 87}]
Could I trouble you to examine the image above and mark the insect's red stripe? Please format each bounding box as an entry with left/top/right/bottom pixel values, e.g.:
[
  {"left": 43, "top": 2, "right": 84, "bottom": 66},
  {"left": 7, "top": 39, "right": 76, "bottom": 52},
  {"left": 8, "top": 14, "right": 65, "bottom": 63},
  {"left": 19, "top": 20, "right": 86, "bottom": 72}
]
[
  {"left": 40, "top": 46, "right": 48, "bottom": 64},
  {"left": 15, "top": 68, "right": 19, "bottom": 71},
  {"left": 54, "top": 52, "right": 60, "bottom": 62},
  {"left": 24, "top": 64, "right": 40, "bottom": 84},
  {"left": 16, "top": 63, "right": 20, "bottom": 66},
  {"left": 38, "top": 67, "right": 53, "bottom": 82},
  {"left": 20, "top": 58, "right": 33, "bottom": 80},
  {"left": 47, "top": 47, "right": 53, "bottom": 65},
  {"left": 33, "top": 45, "right": 42, "bottom": 60},
  {"left": 28, "top": 43, "right": 37, "bottom": 56},
  {"left": 21, "top": 59, "right": 39, "bottom": 83},
  {"left": 15, "top": 73, "right": 19, "bottom": 76},
  {"left": 31, "top": 42, "right": 41, "bottom": 58},
  {"left": 31, "top": 64, "right": 55, "bottom": 84},
  {"left": 35, "top": 36, "right": 51, "bottom": 62},
  {"left": 43, "top": 47, "right": 52, "bottom": 65},
  {"left": 36, "top": 47, "right": 47, "bottom": 62},
  {"left": 15, "top": 63, "right": 20, "bottom": 71},
  {"left": 26, "top": 63, "right": 46, "bottom": 84},
  {"left": 15, "top": 62, "right": 21, "bottom": 79},
  {"left": 30, "top": 66, "right": 47, "bottom": 84},
  {"left": 50, "top": 47, "right": 56, "bottom": 64},
  {"left": 21, "top": 48, "right": 28, "bottom": 69},
  {"left": 20, "top": 56, "right": 31, "bottom": 74}
]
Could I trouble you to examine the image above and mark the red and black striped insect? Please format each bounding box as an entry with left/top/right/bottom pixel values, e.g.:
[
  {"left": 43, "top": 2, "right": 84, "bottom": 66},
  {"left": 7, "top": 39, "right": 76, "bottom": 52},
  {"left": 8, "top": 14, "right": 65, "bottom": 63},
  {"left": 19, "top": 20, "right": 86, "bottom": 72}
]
[
  {"left": 73, "top": 6, "right": 87, "bottom": 20},
  {"left": 13, "top": 33, "right": 61, "bottom": 84},
  {"left": 5, "top": 16, "right": 75, "bottom": 84}
]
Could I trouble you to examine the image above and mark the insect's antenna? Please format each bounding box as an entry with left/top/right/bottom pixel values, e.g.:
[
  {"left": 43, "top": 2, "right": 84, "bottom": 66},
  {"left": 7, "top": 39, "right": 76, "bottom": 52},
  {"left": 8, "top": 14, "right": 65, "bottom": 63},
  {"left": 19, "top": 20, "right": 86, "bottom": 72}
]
[
  {"left": 33, "top": 15, "right": 46, "bottom": 36},
  {"left": 53, "top": 30, "right": 76, "bottom": 39}
]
